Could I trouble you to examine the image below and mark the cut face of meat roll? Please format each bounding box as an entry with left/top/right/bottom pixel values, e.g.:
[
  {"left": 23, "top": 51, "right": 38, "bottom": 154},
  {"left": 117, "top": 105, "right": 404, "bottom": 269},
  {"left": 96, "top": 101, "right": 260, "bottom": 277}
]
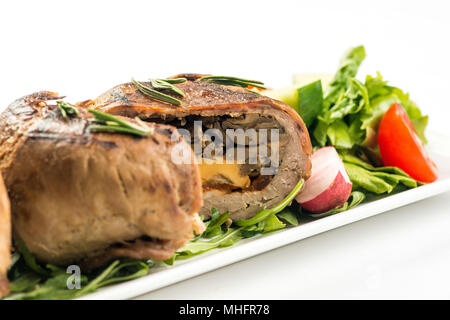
[
  {"left": 0, "top": 92, "right": 203, "bottom": 268},
  {"left": 0, "top": 174, "right": 11, "bottom": 298},
  {"left": 90, "top": 75, "right": 312, "bottom": 220}
]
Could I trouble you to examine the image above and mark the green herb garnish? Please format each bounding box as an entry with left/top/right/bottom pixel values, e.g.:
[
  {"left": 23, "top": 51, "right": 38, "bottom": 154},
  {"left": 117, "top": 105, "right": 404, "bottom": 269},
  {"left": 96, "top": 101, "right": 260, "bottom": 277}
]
[
  {"left": 199, "top": 75, "right": 266, "bottom": 90},
  {"left": 56, "top": 101, "right": 79, "bottom": 118},
  {"left": 149, "top": 78, "right": 186, "bottom": 97},
  {"left": 6, "top": 257, "right": 151, "bottom": 300},
  {"left": 167, "top": 183, "right": 304, "bottom": 262},
  {"left": 15, "top": 237, "right": 50, "bottom": 276},
  {"left": 88, "top": 109, "right": 152, "bottom": 137},
  {"left": 163, "top": 78, "right": 188, "bottom": 84},
  {"left": 132, "top": 78, "right": 183, "bottom": 105}
]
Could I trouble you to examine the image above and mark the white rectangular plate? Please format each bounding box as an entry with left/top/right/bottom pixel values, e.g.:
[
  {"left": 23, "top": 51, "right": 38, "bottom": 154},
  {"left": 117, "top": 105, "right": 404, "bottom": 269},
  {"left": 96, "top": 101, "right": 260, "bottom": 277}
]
[{"left": 80, "top": 130, "right": 450, "bottom": 300}]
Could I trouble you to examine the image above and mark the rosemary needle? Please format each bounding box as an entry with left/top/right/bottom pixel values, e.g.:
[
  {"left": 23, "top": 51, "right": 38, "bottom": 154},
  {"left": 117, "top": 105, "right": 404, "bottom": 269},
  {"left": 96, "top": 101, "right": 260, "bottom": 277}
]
[
  {"left": 199, "top": 75, "right": 266, "bottom": 90},
  {"left": 163, "top": 77, "right": 187, "bottom": 84},
  {"left": 150, "top": 78, "right": 185, "bottom": 97},
  {"left": 132, "top": 78, "right": 183, "bottom": 105},
  {"left": 56, "top": 100, "right": 79, "bottom": 118},
  {"left": 88, "top": 109, "right": 152, "bottom": 137}
]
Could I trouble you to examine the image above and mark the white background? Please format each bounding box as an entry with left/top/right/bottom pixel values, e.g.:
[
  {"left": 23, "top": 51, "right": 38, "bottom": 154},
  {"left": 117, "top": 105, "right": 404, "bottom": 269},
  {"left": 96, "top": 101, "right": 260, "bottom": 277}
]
[{"left": 1, "top": 0, "right": 449, "bottom": 299}]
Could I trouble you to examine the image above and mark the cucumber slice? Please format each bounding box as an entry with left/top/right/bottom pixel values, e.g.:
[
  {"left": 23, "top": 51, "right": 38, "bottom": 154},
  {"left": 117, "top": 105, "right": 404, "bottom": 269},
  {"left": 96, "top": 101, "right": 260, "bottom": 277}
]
[
  {"left": 293, "top": 73, "right": 333, "bottom": 92},
  {"left": 262, "top": 79, "right": 324, "bottom": 128},
  {"left": 262, "top": 85, "right": 300, "bottom": 112}
]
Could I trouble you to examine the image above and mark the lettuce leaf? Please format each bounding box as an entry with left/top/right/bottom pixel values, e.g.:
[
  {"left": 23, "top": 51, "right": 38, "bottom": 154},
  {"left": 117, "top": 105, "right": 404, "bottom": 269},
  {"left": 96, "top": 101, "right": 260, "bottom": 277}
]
[
  {"left": 341, "top": 154, "right": 418, "bottom": 194},
  {"left": 312, "top": 48, "right": 428, "bottom": 151},
  {"left": 324, "top": 45, "right": 366, "bottom": 108},
  {"left": 361, "top": 72, "right": 428, "bottom": 144},
  {"left": 321, "top": 78, "right": 370, "bottom": 123}
]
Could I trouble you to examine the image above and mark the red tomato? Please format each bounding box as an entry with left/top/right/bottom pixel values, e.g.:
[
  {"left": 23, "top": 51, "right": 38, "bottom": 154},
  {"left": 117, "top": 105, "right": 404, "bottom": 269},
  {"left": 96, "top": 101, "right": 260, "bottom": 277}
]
[{"left": 378, "top": 103, "right": 438, "bottom": 183}]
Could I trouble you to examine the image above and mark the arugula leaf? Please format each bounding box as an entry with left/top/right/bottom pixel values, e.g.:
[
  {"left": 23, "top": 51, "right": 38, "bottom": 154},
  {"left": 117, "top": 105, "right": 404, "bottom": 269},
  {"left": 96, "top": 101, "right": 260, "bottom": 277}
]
[
  {"left": 5, "top": 256, "right": 152, "bottom": 300},
  {"left": 6, "top": 269, "right": 89, "bottom": 300},
  {"left": 88, "top": 260, "right": 149, "bottom": 289},
  {"left": 8, "top": 272, "right": 41, "bottom": 293},
  {"left": 240, "top": 222, "right": 265, "bottom": 238},
  {"left": 175, "top": 228, "right": 244, "bottom": 259},
  {"left": 15, "top": 237, "right": 50, "bottom": 276},
  {"left": 277, "top": 207, "right": 300, "bottom": 226},
  {"left": 203, "top": 209, "right": 230, "bottom": 238},
  {"left": 262, "top": 214, "right": 286, "bottom": 233}
]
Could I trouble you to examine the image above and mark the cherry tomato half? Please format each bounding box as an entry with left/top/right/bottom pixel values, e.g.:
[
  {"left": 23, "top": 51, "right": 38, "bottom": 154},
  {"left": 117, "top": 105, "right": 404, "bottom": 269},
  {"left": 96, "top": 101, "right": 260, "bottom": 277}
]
[{"left": 378, "top": 103, "right": 438, "bottom": 183}]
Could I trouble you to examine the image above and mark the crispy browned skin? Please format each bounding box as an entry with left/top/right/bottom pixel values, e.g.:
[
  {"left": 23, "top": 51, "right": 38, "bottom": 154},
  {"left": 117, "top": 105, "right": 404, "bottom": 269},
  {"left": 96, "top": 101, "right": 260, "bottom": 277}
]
[
  {"left": 0, "top": 174, "right": 10, "bottom": 298},
  {"left": 0, "top": 92, "right": 202, "bottom": 267},
  {"left": 91, "top": 76, "right": 312, "bottom": 220}
]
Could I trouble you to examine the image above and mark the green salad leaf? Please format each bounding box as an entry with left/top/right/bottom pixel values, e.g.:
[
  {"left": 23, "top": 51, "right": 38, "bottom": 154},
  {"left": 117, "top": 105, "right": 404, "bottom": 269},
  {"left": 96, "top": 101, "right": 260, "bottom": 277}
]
[
  {"left": 341, "top": 154, "right": 418, "bottom": 194},
  {"left": 6, "top": 248, "right": 152, "bottom": 300},
  {"left": 277, "top": 207, "right": 300, "bottom": 226},
  {"left": 202, "top": 208, "right": 230, "bottom": 238},
  {"left": 324, "top": 45, "right": 366, "bottom": 109},
  {"left": 297, "top": 80, "right": 323, "bottom": 128},
  {"left": 15, "top": 237, "right": 51, "bottom": 276},
  {"left": 309, "top": 46, "right": 428, "bottom": 152},
  {"left": 361, "top": 72, "right": 428, "bottom": 144},
  {"left": 174, "top": 227, "right": 244, "bottom": 259},
  {"left": 171, "top": 179, "right": 305, "bottom": 260},
  {"left": 321, "top": 78, "right": 369, "bottom": 124}
]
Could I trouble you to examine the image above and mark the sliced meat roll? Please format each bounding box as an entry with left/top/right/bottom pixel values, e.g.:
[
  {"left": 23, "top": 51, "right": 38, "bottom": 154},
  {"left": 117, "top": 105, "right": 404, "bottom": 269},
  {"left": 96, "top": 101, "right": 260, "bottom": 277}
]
[
  {"left": 0, "top": 174, "right": 11, "bottom": 298},
  {"left": 90, "top": 75, "right": 312, "bottom": 220},
  {"left": 0, "top": 92, "right": 203, "bottom": 268}
]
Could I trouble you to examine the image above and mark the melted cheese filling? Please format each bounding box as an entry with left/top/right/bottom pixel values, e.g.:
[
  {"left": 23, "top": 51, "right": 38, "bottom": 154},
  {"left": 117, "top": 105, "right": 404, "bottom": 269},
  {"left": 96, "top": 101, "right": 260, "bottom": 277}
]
[{"left": 198, "top": 160, "right": 250, "bottom": 189}]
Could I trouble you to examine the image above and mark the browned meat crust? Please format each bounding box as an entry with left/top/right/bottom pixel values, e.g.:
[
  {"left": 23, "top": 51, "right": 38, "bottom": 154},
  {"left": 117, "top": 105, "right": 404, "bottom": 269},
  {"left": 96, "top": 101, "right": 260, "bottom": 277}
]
[
  {"left": 81, "top": 238, "right": 186, "bottom": 270},
  {"left": 91, "top": 76, "right": 312, "bottom": 220},
  {"left": 0, "top": 92, "right": 202, "bottom": 267},
  {"left": 0, "top": 174, "right": 10, "bottom": 298}
]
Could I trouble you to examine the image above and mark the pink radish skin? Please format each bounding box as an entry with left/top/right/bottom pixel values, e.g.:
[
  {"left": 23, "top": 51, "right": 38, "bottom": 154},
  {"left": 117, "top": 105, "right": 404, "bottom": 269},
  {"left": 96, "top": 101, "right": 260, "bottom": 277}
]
[{"left": 296, "top": 146, "right": 352, "bottom": 213}]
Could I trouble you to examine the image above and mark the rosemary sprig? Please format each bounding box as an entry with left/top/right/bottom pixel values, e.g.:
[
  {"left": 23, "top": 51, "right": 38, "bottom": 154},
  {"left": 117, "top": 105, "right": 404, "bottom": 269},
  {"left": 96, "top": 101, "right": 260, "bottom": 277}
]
[
  {"left": 87, "top": 109, "right": 152, "bottom": 137},
  {"left": 149, "top": 78, "right": 186, "bottom": 97},
  {"left": 199, "top": 75, "right": 266, "bottom": 90},
  {"left": 163, "top": 77, "right": 187, "bottom": 84},
  {"left": 56, "top": 100, "right": 79, "bottom": 118},
  {"left": 132, "top": 78, "right": 183, "bottom": 105}
]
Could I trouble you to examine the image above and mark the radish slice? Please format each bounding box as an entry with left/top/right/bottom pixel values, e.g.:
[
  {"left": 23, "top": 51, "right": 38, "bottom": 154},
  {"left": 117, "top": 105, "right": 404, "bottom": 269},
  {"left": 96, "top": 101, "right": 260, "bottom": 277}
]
[{"left": 296, "top": 146, "right": 352, "bottom": 213}]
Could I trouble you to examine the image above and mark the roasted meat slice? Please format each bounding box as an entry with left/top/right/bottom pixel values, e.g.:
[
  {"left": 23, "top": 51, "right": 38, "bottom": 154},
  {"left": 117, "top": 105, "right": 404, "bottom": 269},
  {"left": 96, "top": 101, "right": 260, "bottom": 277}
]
[
  {"left": 90, "top": 75, "right": 312, "bottom": 220},
  {"left": 0, "top": 174, "right": 11, "bottom": 298},
  {"left": 0, "top": 92, "right": 203, "bottom": 267}
]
